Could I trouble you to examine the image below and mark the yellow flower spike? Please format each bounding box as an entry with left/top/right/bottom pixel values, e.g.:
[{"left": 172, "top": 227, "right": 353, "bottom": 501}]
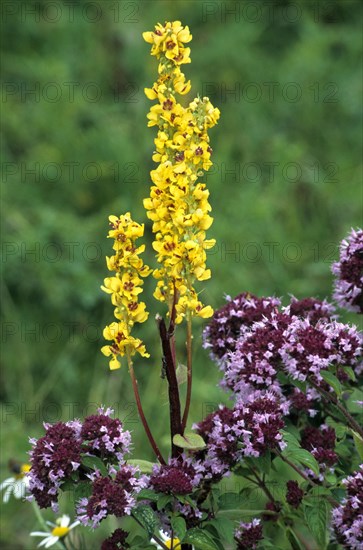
[
  {"left": 101, "top": 213, "right": 150, "bottom": 368},
  {"left": 142, "top": 21, "right": 219, "bottom": 324}
]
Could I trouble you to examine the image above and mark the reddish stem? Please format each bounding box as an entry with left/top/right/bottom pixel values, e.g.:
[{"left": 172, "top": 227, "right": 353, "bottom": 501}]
[
  {"left": 182, "top": 316, "right": 193, "bottom": 431},
  {"left": 157, "top": 314, "right": 182, "bottom": 457},
  {"left": 127, "top": 357, "right": 166, "bottom": 465}
]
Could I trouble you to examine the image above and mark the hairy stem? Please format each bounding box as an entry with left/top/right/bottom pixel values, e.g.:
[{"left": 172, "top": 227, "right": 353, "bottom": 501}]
[
  {"left": 248, "top": 465, "right": 278, "bottom": 505},
  {"left": 156, "top": 315, "right": 182, "bottom": 457},
  {"left": 127, "top": 351, "right": 166, "bottom": 465},
  {"left": 182, "top": 315, "right": 193, "bottom": 431}
]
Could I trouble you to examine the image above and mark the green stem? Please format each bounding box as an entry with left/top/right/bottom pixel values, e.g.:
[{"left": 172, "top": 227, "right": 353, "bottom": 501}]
[
  {"left": 248, "top": 465, "right": 277, "bottom": 505},
  {"left": 275, "top": 450, "right": 339, "bottom": 506}
]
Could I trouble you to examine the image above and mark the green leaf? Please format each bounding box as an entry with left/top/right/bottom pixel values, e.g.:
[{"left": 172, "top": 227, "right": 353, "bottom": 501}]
[
  {"left": 249, "top": 451, "right": 271, "bottom": 474},
  {"left": 81, "top": 455, "right": 108, "bottom": 476},
  {"left": 351, "top": 430, "right": 363, "bottom": 461},
  {"left": 74, "top": 481, "right": 92, "bottom": 501},
  {"left": 132, "top": 505, "right": 159, "bottom": 536},
  {"left": 346, "top": 388, "right": 363, "bottom": 413},
  {"left": 171, "top": 516, "right": 187, "bottom": 539},
  {"left": 127, "top": 459, "right": 155, "bottom": 474},
  {"left": 183, "top": 528, "right": 219, "bottom": 550},
  {"left": 218, "top": 492, "right": 242, "bottom": 510},
  {"left": 137, "top": 489, "right": 159, "bottom": 502},
  {"left": 157, "top": 494, "right": 173, "bottom": 510},
  {"left": 208, "top": 517, "right": 235, "bottom": 544},
  {"left": 60, "top": 479, "right": 75, "bottom": 492},
  {"left": 304, "top": 500, "right": 329, "bottom": 549},
  {"left": 345, "top": 367, "right": 356, "bottom": 382},
  {"left": 320, "top": 371, "right": 342, "bottom": 396},
  {"left": 325, "top": 416, "right": 347, "bottom": 440},
  {"left": 281, "top": 430, "right": 300, "bottom": 449},
  {"left": 173, "top": 432, "right": 206, "bottom": 451},
  {"left": 284, "top": 448, "right": 320, "bottom": 476}
]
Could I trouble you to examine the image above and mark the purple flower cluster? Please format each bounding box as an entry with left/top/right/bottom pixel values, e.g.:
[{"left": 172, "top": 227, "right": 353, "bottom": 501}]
[
  {"left": 149, "top": 458, "right": 200, "bottom": 495},
  {"left": 77, "top": 465, "right": 147, "bottom": 528},
  {"left": 286, "top": 480, "right": 304, "bottom": 508},
  {"left": 332, "top": 228, "right": 363, "bottom": 313},
  {"left": 28, "top": 421, "right": 82, "bottom": 510},
  {"left": 194, "top": 392, "right": 287, "bottom": 481},
  {"left": 28, "top": 408, "right": 132, "bottom": 511},
  {"left": 234, "top": 518, "right": 263, "bottom": 549},
  {"left": 81, "top": 407, "right": 131, "bottom": 461},
  {"left": 203, "top": 293, "right": 281, "bottom": 360},
  {"left": 331, "top": 465, "right": 363, "bottom": 549},
  {"left": 281, "top": 318, "right": 362, "bottom": 384},
  {"left": 101, "top": 528, "right": 129, "bottom": 550},
  {"left": 286, "top": 296, "right": 336, "bottom": 323},
  {"left": 289, "top": 387, "right": 321, "bottom": 417},
  {"left": 205, "top": 292, "right": 362, "bottom": 403},
  {"left": 301, "top": 425, "right": 337, "bottom": 469},
  {"left": 223, "top": 313, "right": 290, "bottom": 396}
]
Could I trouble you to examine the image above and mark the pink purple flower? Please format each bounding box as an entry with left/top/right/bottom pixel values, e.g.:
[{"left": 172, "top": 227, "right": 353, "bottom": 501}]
[
  {"left": 286, "top": 296, "right": 336, "bottom": 323},
  {"left": 28, "top": 421, "right": 82, "bottom": 510},
  {"left": 77, "top": 465, "right": 147, "bottom": 528},
  {"left": 234, "top": 518, "right": 263, "bottom": 549},
  {"left": 149, "top": 458, "right": 200, "bottom": 495},
  {"left": 223, "top": 313, "right": 290, "bottom": 396},
  {"left": 331, "top": 465, "right": 363, "bottom": 549},
  {"left": 195, "top": 392, "right": 286, "bottom": 481},
  {"left": 280, "top": 318, "right": 362, "bottom": 383},
  {"left": 332, "top": 228, "right": 363, "bottom": 313},
  {"left": 81, "top": 406, "right": 131, "bottom": 462},
  {"left": 203, "top": 293, "right": 281, "bottom": 360}
]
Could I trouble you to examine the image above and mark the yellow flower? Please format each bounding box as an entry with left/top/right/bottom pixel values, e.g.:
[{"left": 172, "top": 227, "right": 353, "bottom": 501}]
[
  {"left": 142, "top": 21, "right": 219, "bottom": 323},
  {"left": 101, "top": 214, "right": 150, "bottom": 368}
]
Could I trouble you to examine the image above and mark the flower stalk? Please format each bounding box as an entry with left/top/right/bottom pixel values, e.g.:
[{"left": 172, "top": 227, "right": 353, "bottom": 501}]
[
  {"left": 156, "top": 315, "right": 182, "bottom": 457},
  {"left": 126, "top": 350, "right": 166, "bottom": 464},
  {"left": 182, "top": 314, "right": 193, "bottom": 431}
]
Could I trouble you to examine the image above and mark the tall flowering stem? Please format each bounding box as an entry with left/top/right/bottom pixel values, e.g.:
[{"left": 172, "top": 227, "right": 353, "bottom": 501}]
[
  {"left": 143, "top": 21, "right": 220, "bottom": 436},
  {"left": 101, "top": 214, "right": 165, "bottom": 463}
]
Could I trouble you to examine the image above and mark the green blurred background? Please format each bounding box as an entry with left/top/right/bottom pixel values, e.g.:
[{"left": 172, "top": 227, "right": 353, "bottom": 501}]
[{"left": 1, "top": 0, "right": 362, "bottom": 546}]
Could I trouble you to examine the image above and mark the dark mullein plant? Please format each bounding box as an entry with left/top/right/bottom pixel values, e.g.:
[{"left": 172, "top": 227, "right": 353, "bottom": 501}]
[{"left": 2, "top": 20, "right": 362, "bottom": 550}]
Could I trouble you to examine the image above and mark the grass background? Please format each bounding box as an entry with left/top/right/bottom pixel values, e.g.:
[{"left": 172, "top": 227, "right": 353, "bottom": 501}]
[{"left": 1, "top": 0, "right": 362, "bottom": 547}]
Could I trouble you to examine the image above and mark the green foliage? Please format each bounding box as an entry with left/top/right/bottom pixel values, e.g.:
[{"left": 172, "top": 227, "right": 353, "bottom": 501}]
[{"left": 173, "top": 432, "right": 206, "bottom": 451}]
